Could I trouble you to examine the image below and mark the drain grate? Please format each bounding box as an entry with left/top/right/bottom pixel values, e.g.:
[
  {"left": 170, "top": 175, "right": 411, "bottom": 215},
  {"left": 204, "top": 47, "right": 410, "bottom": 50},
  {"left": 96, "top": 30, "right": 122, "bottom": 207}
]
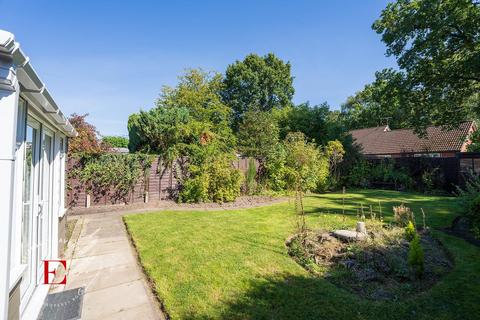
[{"left": 38, "top": 287, "right": 85, "bottom": 320}]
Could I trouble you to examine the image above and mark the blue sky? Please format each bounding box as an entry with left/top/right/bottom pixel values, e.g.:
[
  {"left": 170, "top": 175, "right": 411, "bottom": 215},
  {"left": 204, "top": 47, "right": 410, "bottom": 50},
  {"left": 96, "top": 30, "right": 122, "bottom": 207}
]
[{"left": 0, "top": 0, "right": 396, "bottom": 136}]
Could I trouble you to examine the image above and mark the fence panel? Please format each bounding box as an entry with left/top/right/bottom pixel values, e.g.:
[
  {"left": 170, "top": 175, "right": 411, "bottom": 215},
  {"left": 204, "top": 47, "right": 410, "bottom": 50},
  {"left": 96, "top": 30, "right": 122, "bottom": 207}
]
[{"left": 66, "top": 155, "right": 255, "bottom": 208}]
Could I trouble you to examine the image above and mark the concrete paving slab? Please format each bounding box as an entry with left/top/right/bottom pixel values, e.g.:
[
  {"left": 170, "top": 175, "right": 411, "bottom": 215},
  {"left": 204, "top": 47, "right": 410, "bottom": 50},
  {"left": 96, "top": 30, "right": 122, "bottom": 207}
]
[
  {"left": 69, "top": 251, "right": 137, "bottom": 275},
  {"left": 51, "top": 211, "right": 164, "bottom": 319},
  {"left": 101, "top": 303, "right": 159, "bottom": 320},
  {"left": 73, "top": 239, "right": 130, "bottom": 258},
  {"left": 65, "top": 264, "right": 142, "bottom": 293},
  {"left": 81, "top": 280, "right": 156, "bottom": 320}
]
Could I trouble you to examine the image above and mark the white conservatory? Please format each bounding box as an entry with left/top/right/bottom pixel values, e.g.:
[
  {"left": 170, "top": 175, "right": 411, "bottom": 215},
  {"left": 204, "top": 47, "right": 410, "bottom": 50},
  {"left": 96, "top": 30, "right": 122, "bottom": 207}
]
[{"left": 0, "top": 30, "right": 76, "bottom": 319}]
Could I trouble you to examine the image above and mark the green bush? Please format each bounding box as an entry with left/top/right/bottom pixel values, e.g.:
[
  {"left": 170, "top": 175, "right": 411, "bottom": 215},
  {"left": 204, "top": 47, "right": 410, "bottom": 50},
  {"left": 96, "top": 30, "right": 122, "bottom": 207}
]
[
  {"left": 345, "top": 159, "right": 415, "bottom": 191},
  {"left": 408, "top": 234, "right": 424, "bottom": 278},
  {"left": 468, "top": 195, "right": 480, "bottom": 237},
  {"left": 371, "top": 160, "right": 413, "bottom": 189},
  {"left": 179, "top": 173, "right": 210, "bottom": 203},
  {"left": 346, "top": 159, "right": 370, "bottom": 187},
  {"left": 283, "top": 132, "right": 329, "bottom": 192},
  {"left": 72, "top": 153, "right": 152, "bottom": 204},
  {"left": 261, "top": 133, "right": 330, "bottom": 193},
  {"left": 179, "top": 154, "right": 242, "bottom": 203},
  {"left": 263, "top": 144, "right": 289, "bottom": 191},
  {"left": 405, "top": 221, "right": 416, "bottom": 241},
  {"left": 457, "top": 175, "right": 480, "bottom": 238}
]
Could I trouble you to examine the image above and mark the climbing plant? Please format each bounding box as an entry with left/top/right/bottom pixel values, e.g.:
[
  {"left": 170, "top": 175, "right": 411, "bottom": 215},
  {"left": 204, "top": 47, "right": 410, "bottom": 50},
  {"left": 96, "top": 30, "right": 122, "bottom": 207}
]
[{"left": 69, "top": 153, "right": 153, "bottom": 204}]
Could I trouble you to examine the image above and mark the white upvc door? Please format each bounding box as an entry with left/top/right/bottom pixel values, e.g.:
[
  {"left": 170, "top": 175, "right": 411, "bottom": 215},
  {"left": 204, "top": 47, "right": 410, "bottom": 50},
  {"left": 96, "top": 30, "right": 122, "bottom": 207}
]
[
  {"left": 36, "top": 128, "right": 54, "bottom": 285},
  {"left": 20, "top": 118, "right": 40, "bottom": 308},
  {"left": 20, "top": 117, "right": 55, "bottom": 311}
]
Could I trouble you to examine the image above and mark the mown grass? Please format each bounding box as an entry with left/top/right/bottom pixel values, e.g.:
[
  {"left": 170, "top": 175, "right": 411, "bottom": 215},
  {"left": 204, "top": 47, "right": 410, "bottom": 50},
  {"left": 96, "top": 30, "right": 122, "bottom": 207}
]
[{"left": 123, "top": 189, "right": 480, "bottom": 320}]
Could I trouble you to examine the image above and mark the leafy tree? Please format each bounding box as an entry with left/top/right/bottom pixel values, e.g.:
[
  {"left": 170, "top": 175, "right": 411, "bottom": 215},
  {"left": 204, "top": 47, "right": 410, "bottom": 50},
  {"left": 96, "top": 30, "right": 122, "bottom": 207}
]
[
  {"left": 325, "top": 140, "right": 345, "bottom": 187},
  {"left": 276, "top": 102, "right": 329, "bottom": 142},
  {"left": 341, "top": 69, "right": 409, "bottom": 130},
  {"left": 68, "top": 113, "right": 109, "bottom": 154},
  {"left": 222, "top": 53, "right": 294, "bottom": 127},
  {"left": 237, "top": 110, "right": 280, "bottom": 161},
  {"left": 467, "top": 127, "right": 480, "bottom": 152},
  {"left": 128, "top": 69, "right": 241, "bottom": 202},
  {"left": 102, "top": 136, "right": 129, "bottom": 148},
  {"left": 128, "top": 106, "right": 191, "bottom": 165},
  {"left": 178, "top": 153, "right": 242, "bottom": 203},
  {"left": 283, "top": 132, "right": 329, "bottom": 192},
  {"left": 129, "top": 69, "right": 235, "bottom": 161},
  {"left": 371, "top": 0, "right": 480, "bottom": 130}
]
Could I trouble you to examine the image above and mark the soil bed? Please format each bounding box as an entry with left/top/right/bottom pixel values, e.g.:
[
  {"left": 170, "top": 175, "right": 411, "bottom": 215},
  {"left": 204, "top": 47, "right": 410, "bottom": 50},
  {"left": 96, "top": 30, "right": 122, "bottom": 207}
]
[
  {"left": 69, "top": 195, "right": 289, "bottom": 215},
  {"left": 286, "top": 224, "right": 453, "bottom": 301}
]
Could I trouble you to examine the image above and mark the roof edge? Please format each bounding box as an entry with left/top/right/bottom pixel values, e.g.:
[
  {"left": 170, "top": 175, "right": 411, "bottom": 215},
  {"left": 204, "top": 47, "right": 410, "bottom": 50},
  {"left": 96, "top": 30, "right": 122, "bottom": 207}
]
[{"left": 0, "top": 29, "right": 77, "bottom": 138}]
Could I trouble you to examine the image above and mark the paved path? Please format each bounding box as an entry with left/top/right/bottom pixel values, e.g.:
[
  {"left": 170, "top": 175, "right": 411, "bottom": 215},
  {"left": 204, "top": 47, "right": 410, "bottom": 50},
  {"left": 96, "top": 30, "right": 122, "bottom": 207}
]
[{"left": 51, "top": 212, "right": 164, "bottom": 319}]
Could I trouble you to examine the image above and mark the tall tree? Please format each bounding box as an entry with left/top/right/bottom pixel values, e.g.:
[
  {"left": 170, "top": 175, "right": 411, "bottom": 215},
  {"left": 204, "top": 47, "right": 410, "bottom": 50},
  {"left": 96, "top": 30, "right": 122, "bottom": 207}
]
[
  {"left": 222, "top": 53, "right": 294, "bottom": 128},
  {"left": 128, "top": 107, "right": 191, "bottom": 164},
  {"left": 237, "top": 110, "right": 280, "bottom": 162},
  {"left": 341, "top": 69, "right": 409, "bottom": 130},
  {"left": 372, "top": 0, "right": 480, "bottom": 130},
  {"left": 68, "top": 113, "right": 108, "bottom": 154},
  {"left": 276, "top": 102, "right": 342, "bottom": 145},
  {"left": 128, "top": 69, "right": 236, "bottom": 165}
]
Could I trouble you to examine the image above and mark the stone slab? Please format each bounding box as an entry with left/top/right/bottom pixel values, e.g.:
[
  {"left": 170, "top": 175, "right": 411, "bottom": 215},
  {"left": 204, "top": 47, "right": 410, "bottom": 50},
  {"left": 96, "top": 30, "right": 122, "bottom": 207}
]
[
  {"left": 81, "top": 280, "right": 155, "bottom": 319},
  {"left": 332, "top": 230, "right": 367, "bottom": 241}
]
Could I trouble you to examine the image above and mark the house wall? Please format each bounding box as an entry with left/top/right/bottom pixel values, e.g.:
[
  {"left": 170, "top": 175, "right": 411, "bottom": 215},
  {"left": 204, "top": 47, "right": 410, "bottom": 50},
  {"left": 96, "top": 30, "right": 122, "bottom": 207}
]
[
  {"left": 0, "top": 78, "right": 69, "bottom": 320},
  {"left": 0, "top": 59, "right": 18, "bottom": 320},
  {"left": 1, "top": 29, "right": 74, "bottom": 320}
]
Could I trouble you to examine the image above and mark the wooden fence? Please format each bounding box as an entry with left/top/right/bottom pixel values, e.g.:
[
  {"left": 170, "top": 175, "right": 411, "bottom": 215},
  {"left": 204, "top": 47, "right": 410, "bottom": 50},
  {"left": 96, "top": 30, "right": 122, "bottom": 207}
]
[
  {"left": 367, "top": 152, "right": 480, "bottom": 193},
  {"left": 67, "top": 156, "right": 254, "bottom": 208}
]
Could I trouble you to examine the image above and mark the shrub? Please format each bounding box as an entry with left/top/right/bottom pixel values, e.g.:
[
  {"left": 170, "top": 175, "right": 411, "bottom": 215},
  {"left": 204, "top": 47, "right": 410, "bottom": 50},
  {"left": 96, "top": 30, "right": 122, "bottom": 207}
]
[
  {"left": 393, "top": 204, "right": 414, "bottom": 227},
  {"left": 456, "top": 175, "right": 480, "bottom": 238},
  {"left": 421, "top": 167, "right": 445, "bottom": 194},
  {"left": 179, "top": 173, "right": 210, "bottom": 203},
  {"left": 179, "top": 154, "right": 242, "bottom": 203},
  {"left": 73, "top": 153, "right": 152, "bottom": 204},
  {"left": 264, "top": 144, "right": 289, "bottom": 191},
  {"left": 346, "top": 159, "right": 370, "bottom": 187},
  {"left": 345, "top": 159, "right": 413, "bottom": 190},
  {"left": 408, "top": 234, "right": 424, "bottom": 278},
  {"left": 283, "top": 132, "right": 329, "bottom": 192},
  {"left": 405, "top": 221, "right": 416, "bottom": 241},
  {"left": 371, "top": 160, "right": 413, "bottom": 190},
  {"left": 468, "top": 195, "right": 480, "bottom": 237},
  {"left": 325, "top": 140, "right": 345, "bottom": 189}
]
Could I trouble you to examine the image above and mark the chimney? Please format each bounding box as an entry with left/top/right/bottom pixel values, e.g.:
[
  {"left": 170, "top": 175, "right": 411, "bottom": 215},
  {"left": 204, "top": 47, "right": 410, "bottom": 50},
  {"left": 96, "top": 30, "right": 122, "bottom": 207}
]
[{"left": 382, "top": 117, "right": 392, "bottom": 132}]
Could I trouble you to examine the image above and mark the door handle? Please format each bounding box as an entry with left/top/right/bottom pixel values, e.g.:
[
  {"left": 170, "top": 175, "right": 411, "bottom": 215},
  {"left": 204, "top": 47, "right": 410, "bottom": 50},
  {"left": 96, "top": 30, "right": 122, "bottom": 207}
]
[{"left": 38, "top": 203, "right": 43, "bottom": 216}]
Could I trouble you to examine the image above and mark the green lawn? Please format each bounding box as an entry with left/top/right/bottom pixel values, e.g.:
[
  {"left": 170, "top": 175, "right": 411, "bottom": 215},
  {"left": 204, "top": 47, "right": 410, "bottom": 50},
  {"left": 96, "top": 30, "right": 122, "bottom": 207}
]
[{"left": 123, "top": 189, "right": 480, "bottom": 320}]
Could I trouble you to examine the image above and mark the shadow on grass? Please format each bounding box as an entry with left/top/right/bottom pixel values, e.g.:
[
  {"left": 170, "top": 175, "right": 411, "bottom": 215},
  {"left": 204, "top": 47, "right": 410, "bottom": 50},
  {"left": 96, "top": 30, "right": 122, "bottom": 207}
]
[
  {"left": 182, "top": 255, "right": 480, "bottom": 320},
  {"left": 182, "top": 273, "right": 357, "bottom": 320},
  {"left": 302, "top": 191, "right": 460, "bottom": 229}
]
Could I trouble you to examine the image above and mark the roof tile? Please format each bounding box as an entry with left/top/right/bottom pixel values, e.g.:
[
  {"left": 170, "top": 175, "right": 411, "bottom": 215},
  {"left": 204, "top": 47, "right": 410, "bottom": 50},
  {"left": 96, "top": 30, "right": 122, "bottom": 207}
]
[{"left": 349, "top": 121, "right": 474, "bottom": 155}]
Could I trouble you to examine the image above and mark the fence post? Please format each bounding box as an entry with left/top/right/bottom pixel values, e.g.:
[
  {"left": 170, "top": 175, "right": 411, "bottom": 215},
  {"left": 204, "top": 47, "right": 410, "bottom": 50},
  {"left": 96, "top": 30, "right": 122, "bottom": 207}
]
[{"left": 85, "top": 194, "right": 91, "bottom": 208}]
